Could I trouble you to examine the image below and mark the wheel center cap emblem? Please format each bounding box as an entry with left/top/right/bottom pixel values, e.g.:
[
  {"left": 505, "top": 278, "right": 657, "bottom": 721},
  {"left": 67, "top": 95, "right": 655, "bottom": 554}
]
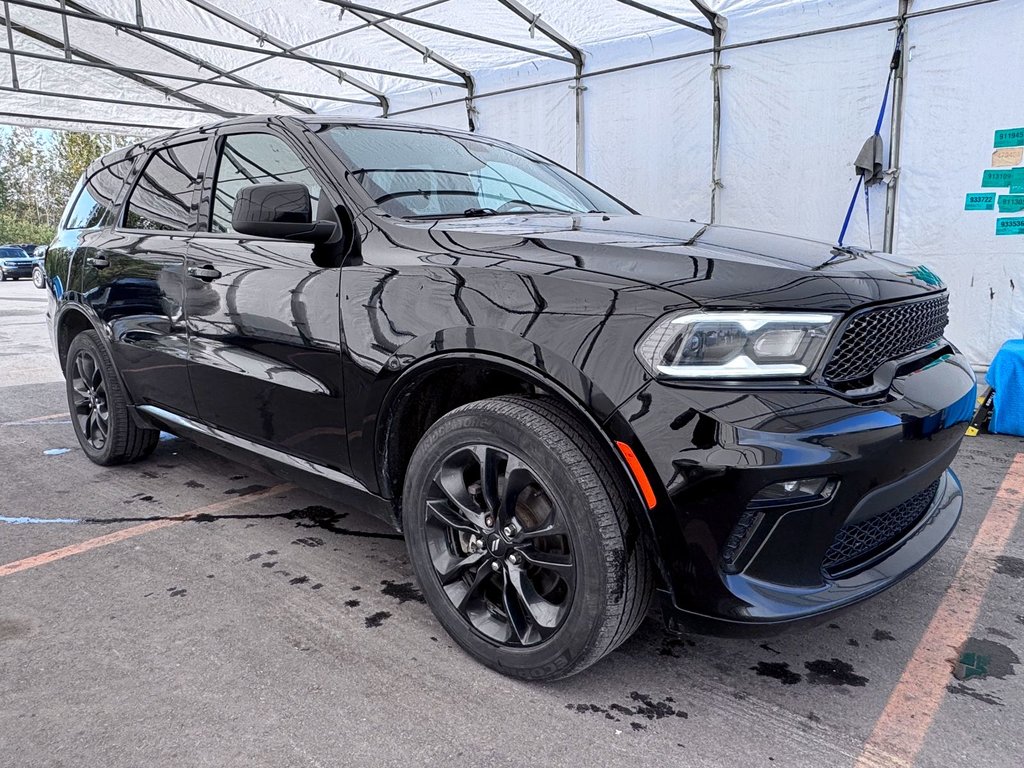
[{"left": 487, "top": 535, "right": 504, "bottom": 555}]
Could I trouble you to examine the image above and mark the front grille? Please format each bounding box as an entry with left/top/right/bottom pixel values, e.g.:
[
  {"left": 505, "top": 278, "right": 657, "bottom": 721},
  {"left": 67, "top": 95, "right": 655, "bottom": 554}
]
[
  {"left": 823, "top": 294, "right": 949, "bottom": 389},
  {"left": 822, "top": 479, "right": 940, "bottom": 576}
]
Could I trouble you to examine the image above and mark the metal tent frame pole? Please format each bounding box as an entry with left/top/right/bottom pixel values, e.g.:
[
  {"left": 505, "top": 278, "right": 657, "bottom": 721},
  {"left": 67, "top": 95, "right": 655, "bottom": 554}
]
[
  {"left": 0, "top": 45, "right": 379, "bottom": 105},
  {"left": 173, "top": 0, "right": 450, "bottom": 104},
  {"left": 339, "top": 4, "right": 476, "bottom": 127},
  {"left": 692, "top": 0, "right": 726, "bottom": 224},
  {"left": 0, "top": 14, "right": 237, "bottom": 117},
  {"left": 182, "top": 0, "right": 390, "bottom": 117},
  {"left": 321, "top": 0, "right": 575, "bottom": 64},
  {"left": 883, "top": 0, "right": 911, "bottom": 254},
  {"left": 6, "top": 0, "right": 465, "bottom": 88},
  {"left": 495, "top": 0, "right": 586, "bottom": 172}
]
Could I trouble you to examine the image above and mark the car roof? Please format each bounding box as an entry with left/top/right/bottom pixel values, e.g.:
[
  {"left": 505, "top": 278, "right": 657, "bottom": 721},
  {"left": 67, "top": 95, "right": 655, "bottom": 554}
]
[{"left": 86, "top": 114, "right": 479, "bottom": 178}]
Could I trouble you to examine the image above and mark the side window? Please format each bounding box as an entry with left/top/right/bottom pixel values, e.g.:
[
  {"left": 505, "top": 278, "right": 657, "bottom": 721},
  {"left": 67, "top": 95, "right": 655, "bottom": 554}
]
[
  {"left": 124, "top": 141, "right": 207, "bottom": 231},
  {"left": 211, "top": 133, "right": 322, "bottom": 233},
  {"left": 64, "top": 159, "right": 134, "bottom": 231}
]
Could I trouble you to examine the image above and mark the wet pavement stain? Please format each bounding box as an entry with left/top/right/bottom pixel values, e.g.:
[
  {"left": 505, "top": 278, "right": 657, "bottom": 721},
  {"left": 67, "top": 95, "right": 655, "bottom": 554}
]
[
  {"left": 289, "top": 576, "right": 310, "bottom": 586},
  {"left": 380, "top": 579, "right": 425, "bottom": 604},
  {"left": 804, "top": 659, "right": 868, "bottom": 687},
  {"left": 167, "top": 587, "right": 187, "bottom": 598},
  {"left": 759, "top": 643, "right": 781, "bottom": 655},
  {"left": 345, "top": 599, "right": 361, "bottom": 608},
  {"left": 364, "top": 611, "right": 392, "bottom": 628},
  {"left": 184, "top": 480, "right": 205, "bottom": 489},
  {"left": 953, "top": 637, "right": 1020, "bottom": 681},
  {"left": 223, "top": 484, "right": 268, "bottom": 496},
  {"left": 872, "top": 629, "right": 896, "bottom": 641},
  {"left": 287, "top": 505, "right": 402, "bottom": 540},
  {"left": 658, "top": 636, "right": 695, "bottom": 658},
  {"left": 566, "top": 693, "right": 688, "bottom": 727},
  {"left": 994, "top": 555, "right": 1024, "bottom": 578},
  {"left": 751, "top": 662, "right": 802, "bottom": 685},
  {"left": 947, "top": 682, "right": 1004, "bottom": 706},
  {"left": 987, "top": 627, "right": 1017, "bottom": 641},
  {"left": 292, "top": 537, "right": 324, "bottom": 548}
]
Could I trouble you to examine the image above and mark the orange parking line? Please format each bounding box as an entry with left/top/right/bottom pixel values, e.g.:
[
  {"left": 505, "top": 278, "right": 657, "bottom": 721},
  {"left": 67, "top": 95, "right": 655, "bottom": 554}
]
[
  {"left": 855, "top": 454, "right": 1024, "bottom": 768},
  {"left": 0, "top": 484, "right": 293, "bottom": 578}
]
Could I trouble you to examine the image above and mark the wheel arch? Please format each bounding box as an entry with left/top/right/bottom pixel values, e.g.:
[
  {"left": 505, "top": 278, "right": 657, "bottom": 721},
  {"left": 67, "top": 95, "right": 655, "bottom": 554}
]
[{"left": 372, "top": 342, "right": 659, "bottom": 544}]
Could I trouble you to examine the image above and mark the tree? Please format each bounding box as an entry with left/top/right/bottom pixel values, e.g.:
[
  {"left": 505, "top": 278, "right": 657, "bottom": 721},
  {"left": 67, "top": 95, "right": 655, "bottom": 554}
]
[{"left": 0, "top": 127, "right": 135, "bottom": 244}]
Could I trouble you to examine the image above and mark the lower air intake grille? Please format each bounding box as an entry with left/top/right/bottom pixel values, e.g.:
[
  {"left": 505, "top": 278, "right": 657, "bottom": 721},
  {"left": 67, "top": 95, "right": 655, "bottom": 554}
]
[
  {"left": 823, "top": 293, "right": 949, "bottom": 390},
  {"left": 823, "top": 479, "right": 940, "bottom": 576}
]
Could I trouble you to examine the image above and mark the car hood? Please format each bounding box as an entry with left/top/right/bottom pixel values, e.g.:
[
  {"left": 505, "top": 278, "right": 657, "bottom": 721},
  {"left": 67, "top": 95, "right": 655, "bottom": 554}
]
[{"left": 419, "top": 214, "right": 945, "bottom": 312}]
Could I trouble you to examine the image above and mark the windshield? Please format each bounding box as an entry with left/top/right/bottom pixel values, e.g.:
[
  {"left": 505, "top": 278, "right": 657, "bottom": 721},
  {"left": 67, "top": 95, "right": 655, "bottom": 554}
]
[
  {"left": 0, "top": 248, "right": 28, "bottom": 258},
  {"left": 319, "top": 125, "right": 632, "bottom": 219}
]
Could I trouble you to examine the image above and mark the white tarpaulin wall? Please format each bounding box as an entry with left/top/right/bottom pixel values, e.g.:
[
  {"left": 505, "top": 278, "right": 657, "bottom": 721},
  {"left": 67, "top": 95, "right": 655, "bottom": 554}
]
[{"left": 1, "top": 0, "right": 1020, "bottom": 365}]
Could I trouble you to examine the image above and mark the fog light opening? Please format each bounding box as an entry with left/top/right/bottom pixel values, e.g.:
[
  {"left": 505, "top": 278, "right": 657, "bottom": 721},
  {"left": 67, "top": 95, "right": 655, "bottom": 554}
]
[{"left": 752, "top": 477, "right": 836, "bottom": 506}]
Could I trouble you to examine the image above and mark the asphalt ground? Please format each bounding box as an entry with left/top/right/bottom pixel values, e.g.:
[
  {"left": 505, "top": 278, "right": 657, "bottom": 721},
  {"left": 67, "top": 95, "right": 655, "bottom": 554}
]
[{"left": 1, "top": 277, "right": 1022, "bottom": 767}]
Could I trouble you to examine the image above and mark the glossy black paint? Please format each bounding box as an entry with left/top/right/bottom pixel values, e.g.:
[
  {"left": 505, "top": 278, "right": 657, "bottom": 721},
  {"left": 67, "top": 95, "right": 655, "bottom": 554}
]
[{"left": 45, "top": 115, "right": 975, "bottom": 631}]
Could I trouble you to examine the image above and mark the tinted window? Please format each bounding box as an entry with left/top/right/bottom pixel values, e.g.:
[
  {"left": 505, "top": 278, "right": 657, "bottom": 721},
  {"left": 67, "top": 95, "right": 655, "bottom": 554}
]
[
  {"left": 0, "top": 247, "right": 28, "bottom": 258},
  {"left": 211, "top": 133, "right": 321, "bottom": 233},
  {"left": 320, "top": 125, "right": 630, "bottom": 219},
  {"left": 125, "top": 141, "right": 207, "bottom": 231},
  {"left": 64, "top": 159, "right": 134, "bottom": 230}
]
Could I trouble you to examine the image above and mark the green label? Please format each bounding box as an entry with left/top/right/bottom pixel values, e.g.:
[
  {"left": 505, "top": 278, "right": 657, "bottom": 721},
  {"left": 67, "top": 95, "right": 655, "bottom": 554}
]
[
  {"left": 998, "top": 194, "right": 1024, "bottom": 213},
  {"left": 1011, "top": 167, "right": 1024, "bottom": 194},
  {"left": 982, "top": 169, "right": 1013, "bottom": 187},
  {"left": 994, "top": 127, "right": 1024, "bottom": 148},
  {"left": 996, "top": 217, "right": 1024, "bottom": 235},
  {"left": 965, "top": 192, "right": 996, "bottom": 210}
]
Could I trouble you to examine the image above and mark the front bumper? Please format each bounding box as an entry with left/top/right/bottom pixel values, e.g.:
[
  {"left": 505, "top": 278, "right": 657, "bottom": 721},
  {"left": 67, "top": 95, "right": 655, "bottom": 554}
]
[
  {"left": 2, "top": 265, "right": 34, "bottom": 278},
  {"left": 611, "top": 348, "right": 976, "bottom": 629}
]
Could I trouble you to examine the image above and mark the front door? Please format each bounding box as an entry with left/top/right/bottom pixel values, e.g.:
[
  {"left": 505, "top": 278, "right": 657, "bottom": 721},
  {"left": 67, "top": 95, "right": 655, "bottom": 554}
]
[{"left": 184, "top": 128, "right": 349, "bottom": 472}]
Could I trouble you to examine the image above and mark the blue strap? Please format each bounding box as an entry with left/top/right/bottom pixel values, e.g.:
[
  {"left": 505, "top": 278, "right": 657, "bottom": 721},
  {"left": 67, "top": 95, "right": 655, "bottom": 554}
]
[
  {"left": 838, "top": 176, "right": 863, "bottom": 247},
  {"left": 837, "top": 30, "right": 903, "bottom": 246}
]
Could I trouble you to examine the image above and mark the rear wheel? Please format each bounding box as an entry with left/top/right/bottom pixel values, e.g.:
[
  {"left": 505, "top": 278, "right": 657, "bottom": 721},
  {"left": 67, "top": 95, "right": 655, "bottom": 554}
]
[
  {"left": 32, "top": 267, "right": 45, "bottom": 289},
  {"left": 65, "top": 331, "right": 159, "bottom": 466},
  {"left": 403, "top": 395, "right": 653, "bottom": 681}
]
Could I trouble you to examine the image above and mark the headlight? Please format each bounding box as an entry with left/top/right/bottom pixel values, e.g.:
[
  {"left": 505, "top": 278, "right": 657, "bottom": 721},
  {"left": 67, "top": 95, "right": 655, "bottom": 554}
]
[{"left": 636, "top": 311, "right": 839, "bottom": 379}]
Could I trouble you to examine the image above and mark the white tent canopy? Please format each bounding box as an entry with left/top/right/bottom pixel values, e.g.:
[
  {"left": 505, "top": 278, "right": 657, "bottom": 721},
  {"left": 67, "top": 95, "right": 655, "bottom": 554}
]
[{"left": 1, "top": 0, "right": 1021, "bottom": 365}]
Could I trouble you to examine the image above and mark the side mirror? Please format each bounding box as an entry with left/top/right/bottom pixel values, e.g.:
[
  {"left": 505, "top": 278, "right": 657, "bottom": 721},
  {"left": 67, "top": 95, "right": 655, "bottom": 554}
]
[{"left": 231, "top": 183, "right": 337, "bottom": 243}]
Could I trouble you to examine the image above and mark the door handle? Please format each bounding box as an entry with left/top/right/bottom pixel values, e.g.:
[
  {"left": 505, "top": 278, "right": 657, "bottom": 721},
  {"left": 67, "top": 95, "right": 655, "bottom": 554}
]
[
  {"left": 86, "top": 256, "right": 109, "bottom": 269},
  {"left": 187, "top": 265, "right": 222, "bottom": 282}
]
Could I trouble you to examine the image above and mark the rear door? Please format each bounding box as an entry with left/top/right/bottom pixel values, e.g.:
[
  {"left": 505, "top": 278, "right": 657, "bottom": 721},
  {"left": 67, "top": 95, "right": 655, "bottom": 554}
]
[
  {"left": 184, "top": 126, "right": 349, "bottom": 471},
  {"left": 82, "top": 137, "right": 210, "bottom": 417}
]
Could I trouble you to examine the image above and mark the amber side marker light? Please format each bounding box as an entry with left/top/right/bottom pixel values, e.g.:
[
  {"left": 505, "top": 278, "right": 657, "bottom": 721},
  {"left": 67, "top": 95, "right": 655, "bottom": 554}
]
[{"left": 614, "top": 441, "right": 658, "bottom": 510}]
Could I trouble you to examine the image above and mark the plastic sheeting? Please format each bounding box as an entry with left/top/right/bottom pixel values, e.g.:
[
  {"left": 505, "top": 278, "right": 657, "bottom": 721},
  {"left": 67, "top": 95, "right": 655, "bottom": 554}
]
[{"left": 1, "top": 0, "right": 1021, "bottom": 364}]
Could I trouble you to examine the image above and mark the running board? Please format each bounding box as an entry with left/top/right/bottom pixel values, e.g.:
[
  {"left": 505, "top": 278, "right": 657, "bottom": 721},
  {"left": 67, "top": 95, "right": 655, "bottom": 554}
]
[{"left": 136, "top": 405, "right": 369, "bottom": 494}]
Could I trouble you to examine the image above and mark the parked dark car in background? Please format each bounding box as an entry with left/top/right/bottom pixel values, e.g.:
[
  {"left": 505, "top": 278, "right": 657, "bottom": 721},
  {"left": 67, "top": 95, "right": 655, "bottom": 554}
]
[
  {"left": 45, "top": 115, "right": 976, "bottom": 680},
  {"left": 0, "top": 245, "right": 35, "bottom": 281},
  {"left": 31, "top": 246, "right": 47, "bottom": 289}
]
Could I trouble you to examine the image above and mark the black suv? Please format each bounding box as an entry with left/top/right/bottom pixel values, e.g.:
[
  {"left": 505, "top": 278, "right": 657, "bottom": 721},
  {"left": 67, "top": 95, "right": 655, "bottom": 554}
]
[{"left": 46, "top": 116, "right": 976, "bottom": 680}]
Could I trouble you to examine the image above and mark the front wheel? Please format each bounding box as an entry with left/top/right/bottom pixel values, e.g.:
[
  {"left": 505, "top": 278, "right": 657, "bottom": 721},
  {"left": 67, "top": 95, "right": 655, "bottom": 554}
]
[
  {"left": 403, "top": 395, "right": 653, "bottom": 681},
  {"left": 32, "top": 267, "right": 45, "bottom": 289}
]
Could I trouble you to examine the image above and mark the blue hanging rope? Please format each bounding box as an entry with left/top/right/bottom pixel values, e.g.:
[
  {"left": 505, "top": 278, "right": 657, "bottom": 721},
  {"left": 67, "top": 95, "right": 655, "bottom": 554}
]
[{"left": 837, "top": 29, "right": 904, "bottom": 247}]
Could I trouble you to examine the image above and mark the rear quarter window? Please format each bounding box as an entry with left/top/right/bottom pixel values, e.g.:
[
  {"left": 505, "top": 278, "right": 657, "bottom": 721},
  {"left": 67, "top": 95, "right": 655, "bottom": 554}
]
[{"left": 64, "top": 159, "right": 135, "bottom": 231}]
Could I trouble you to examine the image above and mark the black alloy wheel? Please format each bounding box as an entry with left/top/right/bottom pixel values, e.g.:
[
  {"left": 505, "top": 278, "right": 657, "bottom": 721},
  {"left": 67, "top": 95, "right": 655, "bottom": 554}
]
[
  {"left": 70, "top": 348, "right": 110, "bottom": 451},
  {"left": 404, "top": 395, "right": 653, "bottom": 681},
  {"left": 64, "top": 330, "right": 160, "bottom": 465},
  {"left": 424, "top": 444, "right": 575, "bottom": 647}
]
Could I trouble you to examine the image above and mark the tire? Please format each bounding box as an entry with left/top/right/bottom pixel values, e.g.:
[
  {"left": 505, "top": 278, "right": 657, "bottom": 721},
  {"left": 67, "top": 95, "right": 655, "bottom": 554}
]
[
  {"left": 65, "top": 330, "right": 159, "bottom": 466},
  {"left": 11, "top": 276, "right": 18, "bottom": 281},
  {"left": 32, "top": 267, "right": 45, "bottom": 289},
  {"left": 0, "top": 269, "right": 6, "bottom": 281},
  {"left": 403, "top": 395, "right": 653, "bottom": 681}
]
